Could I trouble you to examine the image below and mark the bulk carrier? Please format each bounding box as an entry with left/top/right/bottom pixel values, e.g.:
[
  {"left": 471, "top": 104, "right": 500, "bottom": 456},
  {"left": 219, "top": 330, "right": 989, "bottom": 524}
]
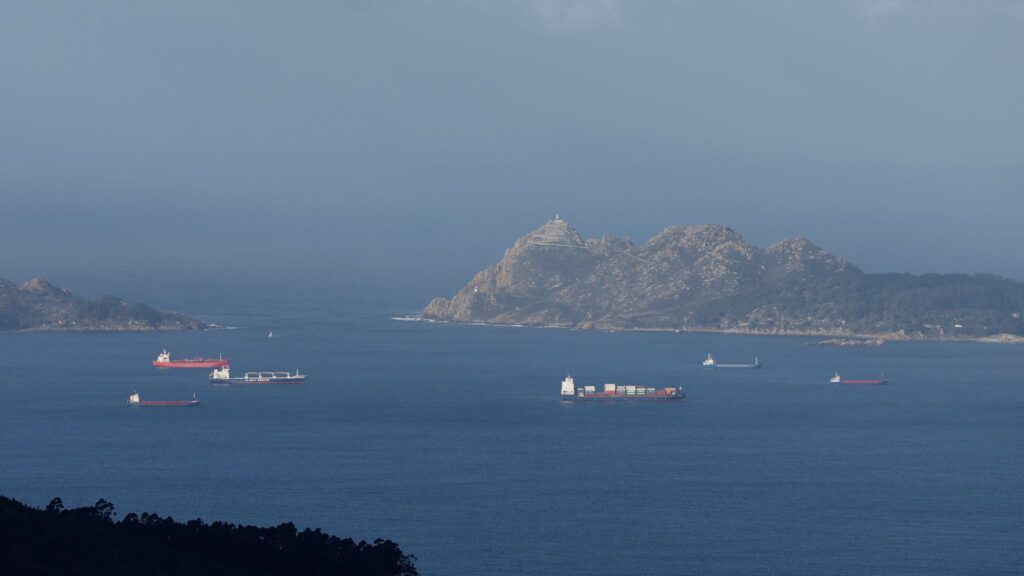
[{"left": 560, "top": 375, "right": 685, "bottom": 401}]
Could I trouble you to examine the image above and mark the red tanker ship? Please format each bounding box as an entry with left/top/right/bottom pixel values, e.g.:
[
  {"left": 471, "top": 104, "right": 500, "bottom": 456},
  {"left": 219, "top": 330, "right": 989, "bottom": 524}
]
[{"left": 152, "top": 349, "right": 229, "bottom": 369}]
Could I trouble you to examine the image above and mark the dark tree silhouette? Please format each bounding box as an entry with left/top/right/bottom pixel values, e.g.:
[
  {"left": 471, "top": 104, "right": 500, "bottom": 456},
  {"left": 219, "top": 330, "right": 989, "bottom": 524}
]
[
  {"left": 93, "top": 498, "right": 115, "bottom": 521},
  {"left": 45, "top": 497, "right": 64, "bottom": 514},
  {"left": 0, "top": 495, "right": 418, "bottom": 576}
]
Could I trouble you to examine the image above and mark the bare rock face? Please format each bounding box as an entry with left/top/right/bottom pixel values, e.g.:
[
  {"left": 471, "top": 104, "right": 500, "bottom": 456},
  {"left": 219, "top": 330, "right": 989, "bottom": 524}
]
[
  {"left": 0, "top": 277, "right": 207, "bottom": 331},
  {"left": 423, "top": 218, "right": 1024, "bottom": 338},
  {"left": 19, "top": 278, "right": 72, "bottom": 297},
  {"left": 766, "top": 237, "right": 851, "bottom": 278},
  {"left": 424, "top": 218, "right": 600, "bottom": 326}
]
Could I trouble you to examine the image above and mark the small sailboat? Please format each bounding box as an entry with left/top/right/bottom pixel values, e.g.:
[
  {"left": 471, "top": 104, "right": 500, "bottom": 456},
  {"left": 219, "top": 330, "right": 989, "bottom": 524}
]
[{"left": 268, "top": 330, "right": 273, "bottom": 338}]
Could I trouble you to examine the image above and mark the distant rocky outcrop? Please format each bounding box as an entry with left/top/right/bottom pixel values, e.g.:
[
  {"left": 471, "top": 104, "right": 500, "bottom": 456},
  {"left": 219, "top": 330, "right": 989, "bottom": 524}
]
[
  {"left": 423, "top": 218, "right": 1024, "bottom": 339},
  {"left": 0, "top": 277, "right": 206, "bottom": 331}
]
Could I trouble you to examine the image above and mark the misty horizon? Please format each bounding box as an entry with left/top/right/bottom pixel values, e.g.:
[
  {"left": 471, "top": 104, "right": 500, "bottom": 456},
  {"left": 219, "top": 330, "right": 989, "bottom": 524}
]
[{"left": 3, "top": 1, "right": 1023, "bottom": 297}]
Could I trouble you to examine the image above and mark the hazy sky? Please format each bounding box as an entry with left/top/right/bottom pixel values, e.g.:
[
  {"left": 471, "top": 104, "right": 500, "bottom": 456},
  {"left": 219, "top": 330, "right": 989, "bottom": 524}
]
[{"left": 2, "top": 1, "right": 1023, "bottom": 300}]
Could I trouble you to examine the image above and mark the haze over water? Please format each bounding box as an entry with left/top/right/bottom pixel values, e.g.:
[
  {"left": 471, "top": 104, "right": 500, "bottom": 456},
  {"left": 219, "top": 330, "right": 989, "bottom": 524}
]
[{"left": 2, "top": 1, "right": 1024, "bottom": 290}]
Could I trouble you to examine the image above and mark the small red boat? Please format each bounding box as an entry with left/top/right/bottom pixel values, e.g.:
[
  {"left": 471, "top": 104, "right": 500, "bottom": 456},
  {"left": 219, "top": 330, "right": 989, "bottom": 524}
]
[
  {"left": 153, "top": 349, "right": 229, "bottom": 369},
  {"left": 127, "top": 393, "right": 200, "bottom": 407}
]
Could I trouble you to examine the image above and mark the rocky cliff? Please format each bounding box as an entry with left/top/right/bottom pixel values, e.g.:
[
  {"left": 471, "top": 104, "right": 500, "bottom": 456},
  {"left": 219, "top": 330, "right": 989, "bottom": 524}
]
[
  {"left": 423, "top": 218, "right": 1024, "bottom": 339},
  {"left": 0, "top": 277, "right": 207, "bottom": 331}
]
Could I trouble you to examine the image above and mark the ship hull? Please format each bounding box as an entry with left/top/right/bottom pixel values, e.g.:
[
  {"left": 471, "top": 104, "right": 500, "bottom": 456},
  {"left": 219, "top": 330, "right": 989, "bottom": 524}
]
[
  {"left": 210, "top": 378, "right": 304, "bottom": 385},
  {"left": 132, "top": 400, "right": 200, "bottom": 407},
  {"left": 561, "top": 393, "right": 686, "bottom": 402},
  {"left": 839, "top": 380, "right": 887, "bottom": 386},
  {"left": 705, "top": 364, "right": 761, "bottom": 369},
  {"left": 154, "top": 360, "right": 229, "bottom": 369}
]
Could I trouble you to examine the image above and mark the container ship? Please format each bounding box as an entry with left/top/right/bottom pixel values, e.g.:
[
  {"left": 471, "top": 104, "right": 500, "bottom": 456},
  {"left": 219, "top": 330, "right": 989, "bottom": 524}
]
[
  {"left": 153, "top": 349, "right": 229, "bottom": 369},
  {"left": 702, "top": 354, "right": 761, "bottom": 369},
  {"left": 560, "top": 375, "right": 685, "bottom": 401},
  {"left": 209, "top": 366, "right": 305, "bottom": 385},
  {"left": 830, "top": 372, "right": 887, "bottom": 385},
  {"left": 127, "top": 392, "right": 200, "bottom": 407}
]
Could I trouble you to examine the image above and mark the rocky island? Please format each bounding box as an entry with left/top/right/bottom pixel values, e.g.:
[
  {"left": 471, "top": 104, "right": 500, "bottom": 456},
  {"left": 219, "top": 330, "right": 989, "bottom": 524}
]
[
  {"left": 0, "top": 277, "right": 206, "bottom": 331},
  {"left": 423, "top": 217, "right": 1024, "bottom": 340}
]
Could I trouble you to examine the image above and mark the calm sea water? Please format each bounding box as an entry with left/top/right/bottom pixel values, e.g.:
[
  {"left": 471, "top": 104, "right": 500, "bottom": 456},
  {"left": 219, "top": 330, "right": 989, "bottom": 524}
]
[{"left": 2, "top": 294, "right": 1023, "bottom": 575}]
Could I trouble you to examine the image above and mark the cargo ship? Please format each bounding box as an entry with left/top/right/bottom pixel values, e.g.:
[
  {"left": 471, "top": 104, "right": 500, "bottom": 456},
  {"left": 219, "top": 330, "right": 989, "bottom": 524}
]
[
  {"left": 702, "top": 354, "right": 761, "bottom": 369},
  {"left": 830, "top": 372, "right": 887, "bottom": 385},
  {"left": 153, "top": 349, "right": 229, "bottom": 369},
  {"left": 127, "top": 392, "right": 200, "bottom": 407},
  {"left": 209, "top": 366, "right": 305, "bottom": 385},
  {"left": 560, "top": 375, "right": 685, "bottom": 401}
]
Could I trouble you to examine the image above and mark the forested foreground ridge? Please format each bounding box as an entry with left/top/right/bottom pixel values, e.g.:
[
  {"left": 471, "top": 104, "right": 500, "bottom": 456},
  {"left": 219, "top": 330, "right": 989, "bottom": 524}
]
[
  {"left": 424, "top": 218, "right": 1024, "bottom": 340},
  {"left": 0, "top": 277, "right": 205, "bottom": 331},
  {"left": 0, "top": 495, "right": 418, "bottom": 576}
]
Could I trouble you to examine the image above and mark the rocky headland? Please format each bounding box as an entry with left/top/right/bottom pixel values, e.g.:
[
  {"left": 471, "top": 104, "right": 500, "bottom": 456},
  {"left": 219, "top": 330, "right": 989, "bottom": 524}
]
[
  {"left": 423, "top": 218, "right": 1024, "bottom": 341},
  {"left": 0, "top": 277, "right": 206, "bottom": 331}
]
